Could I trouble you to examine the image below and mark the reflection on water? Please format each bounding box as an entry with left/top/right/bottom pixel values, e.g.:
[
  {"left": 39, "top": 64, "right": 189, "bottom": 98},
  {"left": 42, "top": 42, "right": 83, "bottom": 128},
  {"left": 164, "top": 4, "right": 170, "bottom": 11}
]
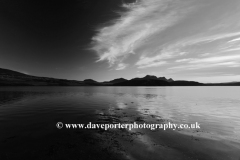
[{"left": 0, "top": 86, "right": 240, "bottom": 143}]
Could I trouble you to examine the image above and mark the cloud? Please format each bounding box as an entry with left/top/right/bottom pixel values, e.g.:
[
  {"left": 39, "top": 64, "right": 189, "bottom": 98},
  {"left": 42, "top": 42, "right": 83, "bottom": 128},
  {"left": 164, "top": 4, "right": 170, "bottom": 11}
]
[
  {"left": 134, "top": 31, "right": 240, "bottom": 69},
  {"left": 90, "top": 0, "right": 240, "bottom": 82},
  {"left": 228, "top": 37, "right": 240, "bottom": 43},
  {"left": 91, "top": 0, "right": 195, "bottom": 70},
  {"left": 136, "top": 53, "right": 172, "bottom": 66},
  {"left": 199, "top": 53, "right": 210, "bottom": 57},
  {"left": 169, "top": 62, "right": 240, "bottom": 70},
  {"left": 138, "top": 61, "right": 167, "bottom": 69},
  {"left": 175, "top": 58, "right": 193, "bottom": 62},
  {"left": 169, "top": 55, "right": 240, "bottom": 70},
  {"left": 115, "top": 63, "right": 128, "bottom": 70},
  {"left": 223, "top": 48, "right": 240, "bottom": 52},
  {"left": 188, "top": 32, "right": 240, "bottom": 45},
  {"left": 189, "top": 55, "right": 240, "bottom": 63}
]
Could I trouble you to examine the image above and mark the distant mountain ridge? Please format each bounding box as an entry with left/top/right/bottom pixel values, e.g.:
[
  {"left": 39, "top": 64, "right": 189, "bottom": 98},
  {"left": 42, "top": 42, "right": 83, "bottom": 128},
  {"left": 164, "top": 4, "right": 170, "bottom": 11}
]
[
  {"left": 0, "top": 68, "right": 239, "bottom": 86},
  {"left": 131, "top": 75, "right": 173, "bottom": 82},
  {"left": 0, "top": 68, "right": 84, "bottom": 86}
]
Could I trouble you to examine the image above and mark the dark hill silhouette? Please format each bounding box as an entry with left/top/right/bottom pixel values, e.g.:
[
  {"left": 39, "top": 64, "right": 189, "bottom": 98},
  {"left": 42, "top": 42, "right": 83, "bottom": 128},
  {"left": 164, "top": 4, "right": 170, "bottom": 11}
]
[
  {"left": 113, "top": 75, "right": 202, "bottom": 86},
  {"left": 110, "top": 78, "right": 127, "bottom": 84},
  {"left": 0, "top": 68, "right": 84, "bottom": 86},
  {"left": 102, "top": 78, "right": 128, "bottom": 85},
  {"left": 205, "top": 82, "right": 240, "bottom": 86},
  {"left": 84, "top": 79, "right": 98, "bottom": 83},
  {"left": 118, "top": 75, "right": 171, "bottom": 86},
  {"left": 170, "top": 80, "right": 203, "bottom": 86},
  {"left": 0, "top": 68, "right": 29, "bottom": 76},
  {"left": 0, "top": 68, "right": 239, "bottom": 86},
  {"left": 83, "top": 79, "right": 102, "bottom": 86},
  {"left": 113, "top": 79, "right": 170, "bottom": 86},
  {"left": 142, "top": 75, "right": 158, "bottom": 79},
  {"left": 131, "top": 75, "right": 173, "bottom": 82}
]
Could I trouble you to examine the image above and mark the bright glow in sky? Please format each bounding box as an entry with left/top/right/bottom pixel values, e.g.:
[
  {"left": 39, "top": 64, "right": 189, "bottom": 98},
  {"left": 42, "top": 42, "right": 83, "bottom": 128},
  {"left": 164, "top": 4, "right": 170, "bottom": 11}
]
[{"left": 91, "top": 0, "right": 240, "bottom": 82}]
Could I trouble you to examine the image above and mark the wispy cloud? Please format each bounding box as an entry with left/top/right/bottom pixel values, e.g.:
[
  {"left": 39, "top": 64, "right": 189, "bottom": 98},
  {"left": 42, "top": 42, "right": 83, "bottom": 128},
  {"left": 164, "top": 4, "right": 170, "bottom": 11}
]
[
  {"left": 115, "top": 63, "right": 128, "bottom": 70},
  {"left": 138, "top": 61, "right": 167, "bottom": 69},
  {"left": 228, "top": 37, "right": 240, "bottom": 43},
  {"left": 135, "top": 31, "right": 240, "bottom": 68},
  {"left": 91, "top": 0, "right": 195, "bottom": 70},
  {"left": 189, "top": 55, "right": 240, "bottom": 64},
  {"left": 169, "top": 62, "right": 240, "bottom": 71},
  {"left": 169, "top": 55, "right": 240, "bottom": 70},
  {"left": 136, "top": 53, "right": 172, "bottom": 67},
  {"left": 90, "top": 0, "right": 240, "bottom": 82},
  {"left": 175, "top": 58, "right": 193, "bottom": 63}
]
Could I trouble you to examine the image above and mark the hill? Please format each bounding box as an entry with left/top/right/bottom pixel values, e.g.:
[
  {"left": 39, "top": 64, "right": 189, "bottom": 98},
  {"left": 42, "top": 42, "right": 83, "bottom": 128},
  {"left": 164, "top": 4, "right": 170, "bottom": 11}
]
[
  {"left": 1, "top": 68, "right": 239, "bottom": 86},
  {"left": 0, "top": 68, "right": 84, "bottom": 86}
]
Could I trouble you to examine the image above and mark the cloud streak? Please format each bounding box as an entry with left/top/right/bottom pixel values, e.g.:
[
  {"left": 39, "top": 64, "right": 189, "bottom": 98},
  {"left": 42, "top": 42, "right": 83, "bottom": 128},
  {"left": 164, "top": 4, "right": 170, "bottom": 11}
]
[
  {"left": 91, "top": 0, "right": 195, "bottom": 69},
  {"left": 169, "top": 55, "right": 240, "bottom": 70},
  {"left": 90, "top": 0, "right": 240, "bottom": 82},
  {"left": 138, "top": 61, "right": 167, "bottom": 69}
]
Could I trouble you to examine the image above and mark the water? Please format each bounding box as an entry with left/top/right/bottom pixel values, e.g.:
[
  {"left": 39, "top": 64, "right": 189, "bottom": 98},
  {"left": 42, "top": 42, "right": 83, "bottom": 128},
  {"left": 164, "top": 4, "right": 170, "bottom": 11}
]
[{"left": 0, "top": 86, "right": 240, "bottom": 143}]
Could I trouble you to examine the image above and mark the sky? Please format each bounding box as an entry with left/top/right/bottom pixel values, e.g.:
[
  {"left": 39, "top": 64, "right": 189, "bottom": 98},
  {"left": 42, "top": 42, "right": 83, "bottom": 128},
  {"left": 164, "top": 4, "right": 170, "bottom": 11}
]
[{"left": 1, "top": 0, "right": 240, "bottom": 83}]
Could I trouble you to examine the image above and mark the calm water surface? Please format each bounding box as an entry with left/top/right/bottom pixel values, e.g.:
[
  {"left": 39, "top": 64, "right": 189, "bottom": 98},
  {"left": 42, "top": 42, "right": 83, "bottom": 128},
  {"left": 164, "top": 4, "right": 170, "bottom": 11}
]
[{"left": 0, "top": 86, "right": 240, "bottom": 143}]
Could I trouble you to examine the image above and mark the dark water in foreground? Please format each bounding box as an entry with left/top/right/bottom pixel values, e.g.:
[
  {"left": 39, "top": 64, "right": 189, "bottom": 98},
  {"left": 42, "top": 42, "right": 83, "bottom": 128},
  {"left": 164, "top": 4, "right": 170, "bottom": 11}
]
[{"left": 0, "top": 86, "right": 240, "bottom": 159}]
